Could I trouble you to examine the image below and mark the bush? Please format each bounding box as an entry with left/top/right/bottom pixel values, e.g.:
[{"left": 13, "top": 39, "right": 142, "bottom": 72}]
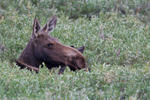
[{"left": 0, "top": 0, "right": 150, "bottom": 22}]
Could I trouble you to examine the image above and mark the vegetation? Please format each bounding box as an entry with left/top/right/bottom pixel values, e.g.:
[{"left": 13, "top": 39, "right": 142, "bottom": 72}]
[
  {"left": 0, "top": 0, "right": 150, "bottom": 99},
  {"left": 1, "top": 0, "right": 150, "bottom": 21}
]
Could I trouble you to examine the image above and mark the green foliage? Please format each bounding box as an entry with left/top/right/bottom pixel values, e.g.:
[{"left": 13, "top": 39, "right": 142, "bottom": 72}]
[
  {"left": 0, "top": 62, "right": 150, "bottom": 99},
  {"left": 0, "top": 0, "right": 150, "bottom": 21},
  {"left": 1, "top": 0, "right": 150, "bottom": 99}
]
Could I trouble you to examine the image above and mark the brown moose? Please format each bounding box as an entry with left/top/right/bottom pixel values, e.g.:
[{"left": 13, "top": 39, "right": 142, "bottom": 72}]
[{"left": 16, "top": 15, "right": 88, "bottom": 74}]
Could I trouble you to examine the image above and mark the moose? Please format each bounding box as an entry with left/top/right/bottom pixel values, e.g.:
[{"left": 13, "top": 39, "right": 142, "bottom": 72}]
[{"left": 16, "top": 15, "right": 88, "bottom": 74}]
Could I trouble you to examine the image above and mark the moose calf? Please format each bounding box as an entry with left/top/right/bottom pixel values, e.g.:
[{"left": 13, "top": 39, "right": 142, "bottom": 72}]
[{"left": 16, "top": 16, "right": 88, "bottom": 74}]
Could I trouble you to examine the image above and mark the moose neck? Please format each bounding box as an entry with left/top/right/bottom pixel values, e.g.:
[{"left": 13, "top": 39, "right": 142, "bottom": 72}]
[{"left": 18, "top": 38, "right": 42, "bottom": 68}]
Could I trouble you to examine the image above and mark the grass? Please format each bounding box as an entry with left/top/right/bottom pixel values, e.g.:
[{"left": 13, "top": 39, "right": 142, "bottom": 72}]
[{"left": 1, "top": 4, "right": 150, "bottom": 100}]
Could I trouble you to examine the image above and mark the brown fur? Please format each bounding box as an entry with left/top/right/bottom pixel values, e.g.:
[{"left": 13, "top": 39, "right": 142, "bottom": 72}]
[{"left": 16, "top": 16, "right": 88, "bottom": 73}]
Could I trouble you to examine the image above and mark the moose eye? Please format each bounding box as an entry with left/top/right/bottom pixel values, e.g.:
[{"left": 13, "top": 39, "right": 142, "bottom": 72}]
[{"left": 47, "top": 43, "right": 53, "bottom": 47}]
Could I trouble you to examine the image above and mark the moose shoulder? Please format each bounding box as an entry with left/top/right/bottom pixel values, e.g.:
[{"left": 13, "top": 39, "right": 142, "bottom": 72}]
[{"left": 16, "top": 16, "right": 88, "bottom": 74}]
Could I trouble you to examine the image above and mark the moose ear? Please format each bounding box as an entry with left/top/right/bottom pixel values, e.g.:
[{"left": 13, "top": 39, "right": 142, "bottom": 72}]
[
  {"left": 32, "top": 18, "right": 41, "bottom": 38},
  {"left": 71, "top": 45, "right": 75, "bottom": 48},
  {"left": 42, "top": 15, "right": 57, "bottom": 33},
  {"left": 77, "top": 46, "right": 85, "bottom": 53},
  {"left": 71, "top": 45, "right": 85, "bottom": 53}
]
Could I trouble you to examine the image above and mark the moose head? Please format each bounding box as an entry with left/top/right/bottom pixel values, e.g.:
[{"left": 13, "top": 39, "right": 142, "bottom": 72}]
[{"left": 16, "top": 16, "right": 88, "bottom": 73}]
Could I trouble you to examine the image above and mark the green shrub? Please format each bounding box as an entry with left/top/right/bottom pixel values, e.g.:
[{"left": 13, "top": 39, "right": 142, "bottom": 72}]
[{"left": 1, "top": 0, "right": 150, "bottom": 22}]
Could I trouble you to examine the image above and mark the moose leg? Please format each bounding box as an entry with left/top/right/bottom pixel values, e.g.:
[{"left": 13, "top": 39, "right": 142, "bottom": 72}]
[
  {"left": 44, "top": 63, "right": 66, "bottom": 74},
  {"left": 58, "top": 66, "right": 66, "bottom": 74},
  {"left": 16, "top": 60, "right": 39, "bottom": 73}
]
